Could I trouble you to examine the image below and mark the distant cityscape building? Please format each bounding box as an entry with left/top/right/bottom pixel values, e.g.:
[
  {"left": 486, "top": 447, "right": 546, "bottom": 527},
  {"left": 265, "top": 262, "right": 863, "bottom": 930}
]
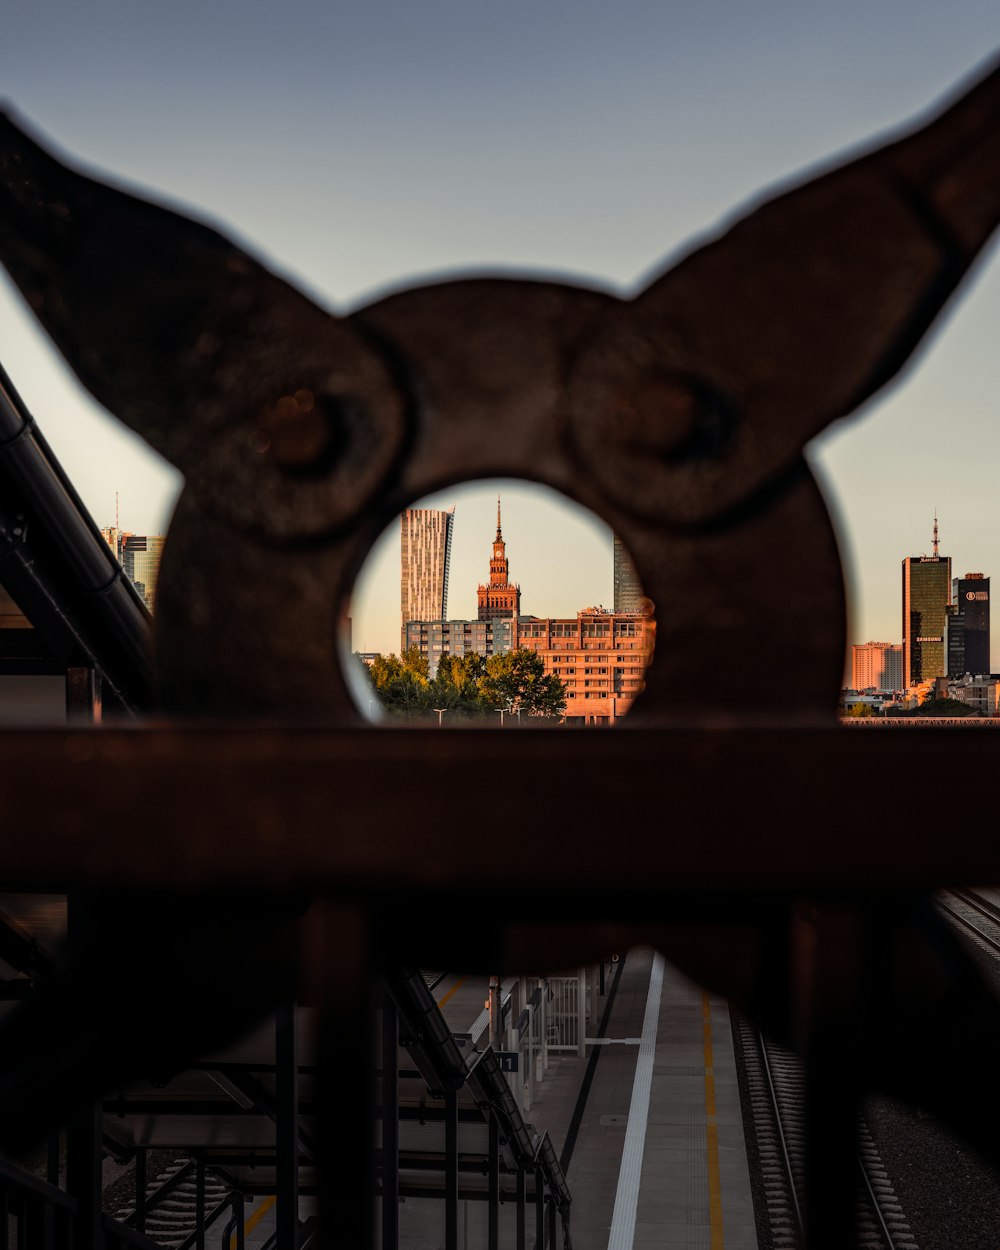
[
  {"left": 400, "top": 506, "right": 454, "bottom": 649},
  {"left": 946, "top": 672, "right": 1000, "bottom": 715},
  {"left": 850, "top": 641, "right": 902, "bottom": 692},
  {"left": 477, "top": 498, "right": 520, "bottom": 623},
  {"left": 902, "top": 517, "right": 951, "bottom": 687},
  {"left": 404, "top": 608, "right": 654, "bottom": 724},
  {"left": 515, "top": 608, "right": 654, "bottom": 726},
  {"left": 121, "top": 535, "right": 165, "bottom": 612},
  {"left": 613, "top": 535, "right": 644, "bottom": 613},
  {"left": 947, "top": 573, "right": 990, "bottom": 677},
  {"left": 404, "top": 619, "right": 516, "bottom": 678}
]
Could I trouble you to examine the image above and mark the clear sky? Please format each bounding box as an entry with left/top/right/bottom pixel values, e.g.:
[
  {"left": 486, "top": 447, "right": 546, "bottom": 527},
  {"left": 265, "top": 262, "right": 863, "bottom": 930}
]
[{"left": 3, "top": 3, "right": 1000, "bottom": 662}]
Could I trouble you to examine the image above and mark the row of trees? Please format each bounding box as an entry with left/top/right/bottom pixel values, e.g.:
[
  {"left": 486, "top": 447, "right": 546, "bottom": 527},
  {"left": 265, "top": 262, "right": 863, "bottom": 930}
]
[
  {"left": 844, "top": 695, "right": 979, "bottom": 718},
  {"left": 361, "top": 648, "right": 567, "bottom": 721}
]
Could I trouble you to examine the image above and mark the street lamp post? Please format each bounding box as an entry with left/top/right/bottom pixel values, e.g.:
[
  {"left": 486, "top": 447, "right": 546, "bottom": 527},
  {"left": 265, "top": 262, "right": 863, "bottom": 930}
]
[
  {"left": 494, "top": 708, "right": 505, "bottom": 727},
  {"left": 433, "top": 707, "right": 447, "bottom": 727}
]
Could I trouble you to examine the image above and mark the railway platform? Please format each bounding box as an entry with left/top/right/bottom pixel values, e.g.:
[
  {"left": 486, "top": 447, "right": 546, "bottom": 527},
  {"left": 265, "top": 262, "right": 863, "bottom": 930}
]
[{"left": 413, "top": 949, "right": 758, "bottom": 1250}]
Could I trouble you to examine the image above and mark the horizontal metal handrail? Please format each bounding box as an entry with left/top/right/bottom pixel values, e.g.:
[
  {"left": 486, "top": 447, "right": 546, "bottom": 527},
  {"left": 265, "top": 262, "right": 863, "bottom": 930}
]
[{"left": 1, "top": 725, "right": 999, "bottom": 891}]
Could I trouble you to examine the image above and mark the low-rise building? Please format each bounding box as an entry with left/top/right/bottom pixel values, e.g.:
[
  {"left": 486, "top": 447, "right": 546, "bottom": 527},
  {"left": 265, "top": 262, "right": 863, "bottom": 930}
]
[
  {"left": 404, "top": 618, "right": 516, "bottom": 677},
  {"left": 946, "top": 673, "right": 1000, "bottom": 716},
  {"left": 514, "top": 607, "right": 654, "bottom": 726}
]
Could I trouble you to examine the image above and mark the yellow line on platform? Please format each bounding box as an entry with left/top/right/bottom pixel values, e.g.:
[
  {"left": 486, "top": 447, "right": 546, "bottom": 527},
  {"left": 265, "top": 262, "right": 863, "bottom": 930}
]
[
  {"left": 436, "top": 975, "right": 467, "bottom": 1008},
  {"left": 230, "top": 1194, "right": 275, "bottom": 1248},
  {"left": 702, "top": 992, "right": 725, "bottom": 1248}
]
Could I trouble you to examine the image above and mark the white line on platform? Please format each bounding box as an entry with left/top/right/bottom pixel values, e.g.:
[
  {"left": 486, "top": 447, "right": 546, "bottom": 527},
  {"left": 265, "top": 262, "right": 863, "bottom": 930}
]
[
  {"left": 585, "top": 1037, "right": 642, "bottom": 1045},
  {"left": 606, "top": 952, "right": 664, "bottom": 1250}
]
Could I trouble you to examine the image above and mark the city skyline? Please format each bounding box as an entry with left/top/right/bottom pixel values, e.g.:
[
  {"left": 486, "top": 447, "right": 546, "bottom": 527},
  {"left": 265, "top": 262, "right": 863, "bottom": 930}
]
[{"left": 3, "top": 6, "right": 999, "bottom": 667}]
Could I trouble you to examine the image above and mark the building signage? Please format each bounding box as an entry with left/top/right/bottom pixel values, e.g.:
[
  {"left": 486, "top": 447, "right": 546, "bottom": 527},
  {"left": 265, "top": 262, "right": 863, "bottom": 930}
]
[
  {"left": 495, "top": 1051, "right": 519, "bottom": 1073},
  {"left": 918, "top": 557, "right": 941, "bottom": 562},
  {"left": 916, "top": 636, "right": 942, "bottom": 643},
  {"left": 966, "top": 591, "right": 989, "bottom": 600}
]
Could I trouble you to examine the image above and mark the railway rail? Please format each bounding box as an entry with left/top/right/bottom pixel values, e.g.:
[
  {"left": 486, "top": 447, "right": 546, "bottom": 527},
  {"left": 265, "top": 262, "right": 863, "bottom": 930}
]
[
  {"left": 734, "top": 1017, "right": 916, "bottom": 1250},
  {"left": 938, "top": 888, "right": 1000, "bottom": 958}
]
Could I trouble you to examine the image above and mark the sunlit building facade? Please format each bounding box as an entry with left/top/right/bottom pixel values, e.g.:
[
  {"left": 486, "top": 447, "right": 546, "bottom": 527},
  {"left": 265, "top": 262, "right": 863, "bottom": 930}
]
[
  {"left": 515, "top": 608, "right": 654, "bottom": 725},
  {"left": 121, "top": 534, "right": 165, "bottom": 613},
  {"left": 401, "top": 507, "right": 454, "bottom": 650},
  {"left": 902, "top": 553, "right": 951, "bottom": 687},
  {"left": 850, "top": 641, "right": 902, "bottom": 692},
  {"left": 477, "top": 498, "right": 520, "bottom": 623}
]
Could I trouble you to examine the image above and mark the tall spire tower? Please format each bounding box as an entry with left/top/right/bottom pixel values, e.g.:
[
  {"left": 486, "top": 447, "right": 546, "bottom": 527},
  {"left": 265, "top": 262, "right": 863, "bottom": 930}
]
[
  {"left": 477, "top": 496, "right": 521, "bottom": 622},
  {"left": 933, "top": 511, "right": 939, "bottom": 557}
]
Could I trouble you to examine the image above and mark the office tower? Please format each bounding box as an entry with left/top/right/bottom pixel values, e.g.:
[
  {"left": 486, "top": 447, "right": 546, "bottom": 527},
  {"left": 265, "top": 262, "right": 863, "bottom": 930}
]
[
  {"left": 122, "top": 534, "right": 165, "bottom": 612},
  {"left": 850, "top": 641, "right": 903, "bottom": 691},
  {"left": 613, "top": 534, "right": 644, "bottom": 612},
  {"left": 477, "top": 498, "right": 521, "bottom": 623},
  {"left": 901, "top": 517, "right": 951, "bottom": 687},
  {"left": 401, "top": 507, "right": 455, "bottom": 647},
  {"left": 948, "top": 573, "right": 990, "bottom": 677}
]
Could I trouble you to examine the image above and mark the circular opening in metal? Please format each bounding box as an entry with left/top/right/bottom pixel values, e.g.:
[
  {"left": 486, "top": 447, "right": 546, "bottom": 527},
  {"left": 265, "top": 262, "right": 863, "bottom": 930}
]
[{"left": 344, "top": 479, "right": 654, "bottom": 726}]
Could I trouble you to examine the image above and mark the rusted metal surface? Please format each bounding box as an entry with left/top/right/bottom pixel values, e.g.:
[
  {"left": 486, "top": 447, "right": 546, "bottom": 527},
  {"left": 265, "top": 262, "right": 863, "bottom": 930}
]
[
  {"left": 1, "top": 54, "right": 1000, "bottom": 1249},
  {"left": 1, "top": 59, "right": 997, "bottom": 723},
  {"left": 0, "top": 724, "right": 996, "bottom": 893}
]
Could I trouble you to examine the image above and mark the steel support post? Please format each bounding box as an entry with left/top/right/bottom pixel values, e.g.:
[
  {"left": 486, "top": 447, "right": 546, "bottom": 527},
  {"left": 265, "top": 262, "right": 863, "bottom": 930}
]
[
  {"left": 548, "top": 1198, "right": 556, "bottom": 1250},
  {"left": 577, "top": 969, "right": 586, "bottom": 1057},
  {"left": 66, "top": 1103, "right": 103, "bottom": 1250},
  {"left": 515, "top": 1168, "right": 525, "bottom": 1250},
  {"left": 232, "top": 1195, "right": 245, "bottom": 1250},
  {"left": 794, "top": 902, "right": 864, "bottom": 1250},
  {"left": 317, "top": 905, "right": 375, "bottom": 1250},
  {"left": 276, "top": 1001, "right": 300, "bottom": 1250},
  {"left": 488, "top": 1113, "right": 500, "bottom": 1250},
  {"left": 135, "top": 1149, "right": 146, "bottom": 1235},
  {"left": 382, "top": 995, "right": 399, "bottom": 1250},
  {"left": 65, "top": 666, "right": 101, "bottom": 725},
  {"left": 535, "top": 1172, "right": 544, "bottom": 1250},
  {"left": 42, "top": 1129, "right": 60, "bottom": 1250},
  {"left": 196, "top": 1159, "right": 205, "bottom": 1250},
  {"left": 541, "top": 984, "right": 549, "bottom": 1074},
  {"left": 445, "top": 1088, "right": 458, "bottom": 1250}
]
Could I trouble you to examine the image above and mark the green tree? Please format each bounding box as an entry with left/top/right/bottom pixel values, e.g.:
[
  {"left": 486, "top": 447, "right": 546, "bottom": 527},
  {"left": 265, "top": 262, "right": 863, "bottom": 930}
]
[
  {"left": 364, "top": 648, "right": 434, "bottom": 719},
  {"left": 915, "top": 696, "right": 978, "bottom": 717},
  {"left": 476, "top": 649, "right": 566, "bottom": 719},
  {"left": 429, "top": 653, "right": 489, "bottom": 718}
]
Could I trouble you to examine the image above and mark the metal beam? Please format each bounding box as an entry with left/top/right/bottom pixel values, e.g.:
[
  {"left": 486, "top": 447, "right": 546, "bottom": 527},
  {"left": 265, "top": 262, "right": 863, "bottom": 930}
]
[
  {"left": 276, "top": 1003, "right": 299, "bottom": 1250},
  {"left": 444, "top": 1089, "right": 458, "bottom": 1250},
  {"left": 2, "top": 726, "right": 1000, "bottom": 891},
  {"left": 382, "top": 996, "right": 399, "bottom": 1250},
  {"left": 488, "top": 1114, "right": 499, "bottom": 1250}
]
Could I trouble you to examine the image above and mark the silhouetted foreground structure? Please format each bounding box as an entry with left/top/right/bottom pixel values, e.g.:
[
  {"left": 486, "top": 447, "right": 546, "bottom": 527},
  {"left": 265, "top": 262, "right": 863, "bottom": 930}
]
[{"left": 0, "top": 51, "right": 999, "bottom": 1249}]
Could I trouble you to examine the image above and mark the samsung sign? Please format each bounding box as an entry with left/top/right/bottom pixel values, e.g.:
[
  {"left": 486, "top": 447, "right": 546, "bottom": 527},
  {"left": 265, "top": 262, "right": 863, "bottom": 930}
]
[{"left": 916, "top": 636, "right": 942, "bottom": 643}]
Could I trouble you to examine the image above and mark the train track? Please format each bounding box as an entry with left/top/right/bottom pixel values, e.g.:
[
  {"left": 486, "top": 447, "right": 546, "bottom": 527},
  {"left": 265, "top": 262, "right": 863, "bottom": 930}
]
[
  {"left": 735, "top": 1017, "right": 916, "bottom": 1250},
  {"left": 938, "top": 888, "right": 1000, "bottom": 957}
]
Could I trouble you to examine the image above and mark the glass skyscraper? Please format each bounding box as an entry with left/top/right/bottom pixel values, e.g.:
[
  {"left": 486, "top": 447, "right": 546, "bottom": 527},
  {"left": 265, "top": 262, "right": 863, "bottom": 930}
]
[
  {"left": 948, "top": 574, "right": 990, "bottom": 677},
  {"left": 902, "top": 553, "right": 951, "bottom": 686},
  {"left": 400, "top": 507, "right": 454, "bottom": 649},
  {"left": 613, "top": 534, "right": 643, "bottom": 613}
]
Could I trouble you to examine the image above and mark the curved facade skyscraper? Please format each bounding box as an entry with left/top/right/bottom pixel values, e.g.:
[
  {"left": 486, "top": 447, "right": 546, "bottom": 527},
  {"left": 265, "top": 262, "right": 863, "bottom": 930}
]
[{"left": 400, "top": 507, "right": 455, "bottom": 650}]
